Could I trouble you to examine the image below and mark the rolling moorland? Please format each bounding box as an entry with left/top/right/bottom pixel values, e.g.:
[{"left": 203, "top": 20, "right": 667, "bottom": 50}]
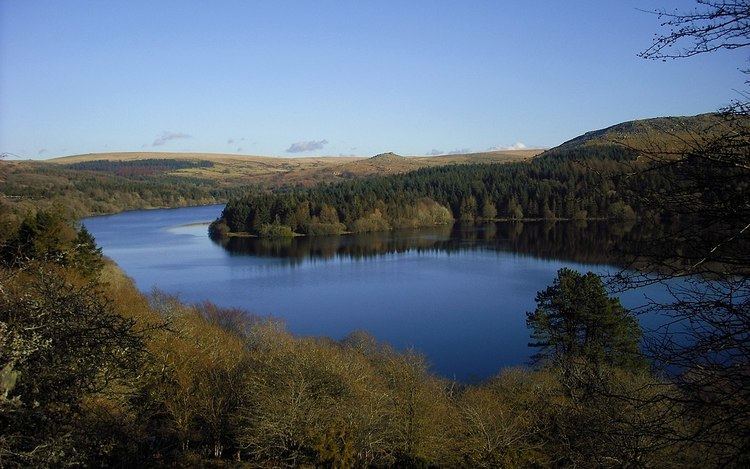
[
  {"left": 0, "top": 148, "right": 538, "bottom": 220},
  {"left": 1, "top": 111, "right": 748, "bottom": 466},
  {"left": 52, "top": 148, "right": 539, "bottom": 183}
]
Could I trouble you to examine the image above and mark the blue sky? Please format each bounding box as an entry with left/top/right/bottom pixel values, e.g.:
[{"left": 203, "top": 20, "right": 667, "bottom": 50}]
[{"left": 0, "top": 0, "right": 745, "bottom": 159}]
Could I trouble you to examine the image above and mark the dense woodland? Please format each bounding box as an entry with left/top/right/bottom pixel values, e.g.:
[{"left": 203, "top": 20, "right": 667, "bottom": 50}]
[
  {"left": 211, "top": 144, "right": 651, "bottom": 238},
  {"left": 64, "top": 158, "right": 214, "bottom": 177}
]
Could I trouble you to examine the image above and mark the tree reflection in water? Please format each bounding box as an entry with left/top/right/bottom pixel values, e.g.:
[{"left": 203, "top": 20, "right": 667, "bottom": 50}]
[{"left": 212, "top": 219, "right": 675, "bottom": 268}]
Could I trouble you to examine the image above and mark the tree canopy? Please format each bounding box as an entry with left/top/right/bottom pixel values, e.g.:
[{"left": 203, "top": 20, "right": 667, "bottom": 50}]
[{"left": 527, "top": 268, "right": 643, "bottom": 370}]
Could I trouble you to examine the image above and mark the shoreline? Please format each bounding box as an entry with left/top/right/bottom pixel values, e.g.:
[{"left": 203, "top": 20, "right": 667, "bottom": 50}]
[{"left": 218, "top": 215, "right": 634, "bottom": 240}]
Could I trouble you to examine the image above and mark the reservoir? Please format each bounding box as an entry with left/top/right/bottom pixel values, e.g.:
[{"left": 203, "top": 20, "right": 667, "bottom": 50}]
[{"left": 84, "top": 204, "right": 666, "bottom": 381}]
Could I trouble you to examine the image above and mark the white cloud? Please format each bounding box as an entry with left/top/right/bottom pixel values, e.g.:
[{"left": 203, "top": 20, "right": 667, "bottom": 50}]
[
  {"left": 152, "top": 131, "right": 191, "bottom": 147},
  {"left": 487, "top": 142, "right": 528, "bottom": 151},
  {"left": 286, "top": 139, "right": 328, "bottom": 153}
]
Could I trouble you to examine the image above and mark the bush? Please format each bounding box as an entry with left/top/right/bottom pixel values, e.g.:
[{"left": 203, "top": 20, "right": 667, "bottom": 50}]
[
  {"left": 257, "top": 223, "right": 295, "bottom": 238},
  {"left": 607, "top": 201, "right": 637, "bottom": 219},
  {"left": 306, "top": 221, "right": 346, "bottom": 236},
  {"left": 0, "top": 266, "right": 145, "bottom": 466},
  {"left": 392, "top": 199, "right": 453, "bottom": 229},
  {"left": 351, "top": 209, "right": 391, "bottom": 233}
]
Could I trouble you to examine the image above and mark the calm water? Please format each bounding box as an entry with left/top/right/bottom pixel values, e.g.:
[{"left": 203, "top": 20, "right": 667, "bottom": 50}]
[{"left": 83, "top": 204, "right": 666, "bottom": 381}]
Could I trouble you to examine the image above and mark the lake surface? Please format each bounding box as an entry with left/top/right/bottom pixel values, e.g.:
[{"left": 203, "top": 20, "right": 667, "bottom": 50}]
[{"left": 84, "top": 204, "right": 667, "bottom": 381}]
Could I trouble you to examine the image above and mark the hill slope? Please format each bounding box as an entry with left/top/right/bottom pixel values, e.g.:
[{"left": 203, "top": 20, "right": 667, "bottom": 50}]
[
  {"left": 213, "top": 112, "right": 744, "bottom": 238},
  {"left": 1, "top": 148, "right": 539, "bottom": 217},
  {"left": 48, "top": 149, "right": 541, "bottom": 187},
  {"left": 3, "top": 112, "right": 734, "bottom": 220},
  {"left": 544, "top": 112, "right": 735, "bottom": 157}
]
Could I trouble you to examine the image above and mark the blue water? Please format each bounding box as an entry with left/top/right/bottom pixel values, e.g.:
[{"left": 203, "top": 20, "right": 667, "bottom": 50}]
[{"left": 83, "top": 204, "right": 668, "bottom": 381}]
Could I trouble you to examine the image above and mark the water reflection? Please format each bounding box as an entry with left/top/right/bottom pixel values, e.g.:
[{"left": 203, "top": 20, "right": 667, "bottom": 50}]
[
  {"left": 84, "top": 205, "right": 683, "bottom": 381},
  {"left": 212, "top": 219, "right": 653, "bottom": 267}
]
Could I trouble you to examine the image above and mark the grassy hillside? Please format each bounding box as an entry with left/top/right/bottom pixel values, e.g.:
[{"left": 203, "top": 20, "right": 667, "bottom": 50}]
[
  {"left": 546, "top": 112, "right": 734, "bottom": 156},
  {"left": 49, "top": 149, "right": 540, "bottom": 185}
]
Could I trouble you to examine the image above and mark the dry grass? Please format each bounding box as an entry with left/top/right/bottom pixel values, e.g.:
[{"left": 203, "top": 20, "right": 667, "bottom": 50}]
[{"left": 48, "top": 149, "right": 541, "bottom": 187}]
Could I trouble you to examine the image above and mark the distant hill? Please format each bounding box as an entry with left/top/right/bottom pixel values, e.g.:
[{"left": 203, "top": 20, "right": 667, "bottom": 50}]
[
  {"left": 368, "top": 152, "right": 404, "bottom": 162},
  {"left": 542, "top": 113, "right": 738, "bottom": 158},
  {"left": 50, "top": 152, "right": 361, "bottom": 188},
  {"left": 5, "top": 112, "right": 734, "bottom": 220},
  {"left": 48, "top": 149, "right": 541, "bottom": 187},
  {"left": 288, "top": 149, "right": 540, "bottom": 184}
]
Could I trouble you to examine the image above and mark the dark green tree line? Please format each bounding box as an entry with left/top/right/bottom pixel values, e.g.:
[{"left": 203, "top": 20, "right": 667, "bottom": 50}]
[{"left": 213, "top": 142, "right": 662, "bottom": 237}]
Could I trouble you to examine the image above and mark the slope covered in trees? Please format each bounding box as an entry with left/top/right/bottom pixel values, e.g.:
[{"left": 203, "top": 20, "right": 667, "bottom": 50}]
[
  {"left": 212, "top": 113, "right": 735, "bottom": 238},
  {"left": 211, "top": 149, "right": 631, "bottom": 237}
]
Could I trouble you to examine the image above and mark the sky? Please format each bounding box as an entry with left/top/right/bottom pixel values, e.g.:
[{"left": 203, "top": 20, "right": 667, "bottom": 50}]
[{"left": 0, "top": 0, "right": 746, "bottom": 159}]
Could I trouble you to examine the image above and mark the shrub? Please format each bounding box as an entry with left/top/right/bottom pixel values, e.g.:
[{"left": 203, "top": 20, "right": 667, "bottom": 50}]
[
  {"left": 351, "top": 209, "right": 391, "bottom": 233},
  {"left": 257, "top": 223, "right": 295, "bottom": 238},
  {"left": 306, "top": 221, "right": 346, "bottom": 236}
]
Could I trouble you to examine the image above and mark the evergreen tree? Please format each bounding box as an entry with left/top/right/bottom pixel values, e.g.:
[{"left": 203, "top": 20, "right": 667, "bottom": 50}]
[
  {"left": 460, "top": 196, "right": 478, "bottom": 221},
  {"left": 526, "top": 268, "right": 643, "bottom": 370},
  {"left": 72, "top": 226, "right": 104, "bottom": 277},
  {"left": 319, "top": 204, "right": 340, "bottom": 224}
]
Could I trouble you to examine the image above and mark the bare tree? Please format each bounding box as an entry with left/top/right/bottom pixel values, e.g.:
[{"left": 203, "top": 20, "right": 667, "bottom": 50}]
[
  {"left": 591, "top": 2, "right": 750, "bottom": 465},
  {"left": 640, "top": 0, "right": 750, "bottom": 60}
]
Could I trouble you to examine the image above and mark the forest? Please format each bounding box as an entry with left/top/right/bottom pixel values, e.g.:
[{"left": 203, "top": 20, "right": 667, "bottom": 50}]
[
  {"left": 64, "top": 158, "right": 215, "bottom": 177},
  {"left": 211, "top": 143, "right": 653, "bottom": 237}
]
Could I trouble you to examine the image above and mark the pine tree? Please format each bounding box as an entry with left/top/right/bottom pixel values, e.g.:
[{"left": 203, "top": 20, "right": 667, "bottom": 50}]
[
  {"left": 73, "top": 226, "right": 104, "bottom": 277},
  {"left": 526, "top": 268, "right": 643, "bottom": 370}
]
